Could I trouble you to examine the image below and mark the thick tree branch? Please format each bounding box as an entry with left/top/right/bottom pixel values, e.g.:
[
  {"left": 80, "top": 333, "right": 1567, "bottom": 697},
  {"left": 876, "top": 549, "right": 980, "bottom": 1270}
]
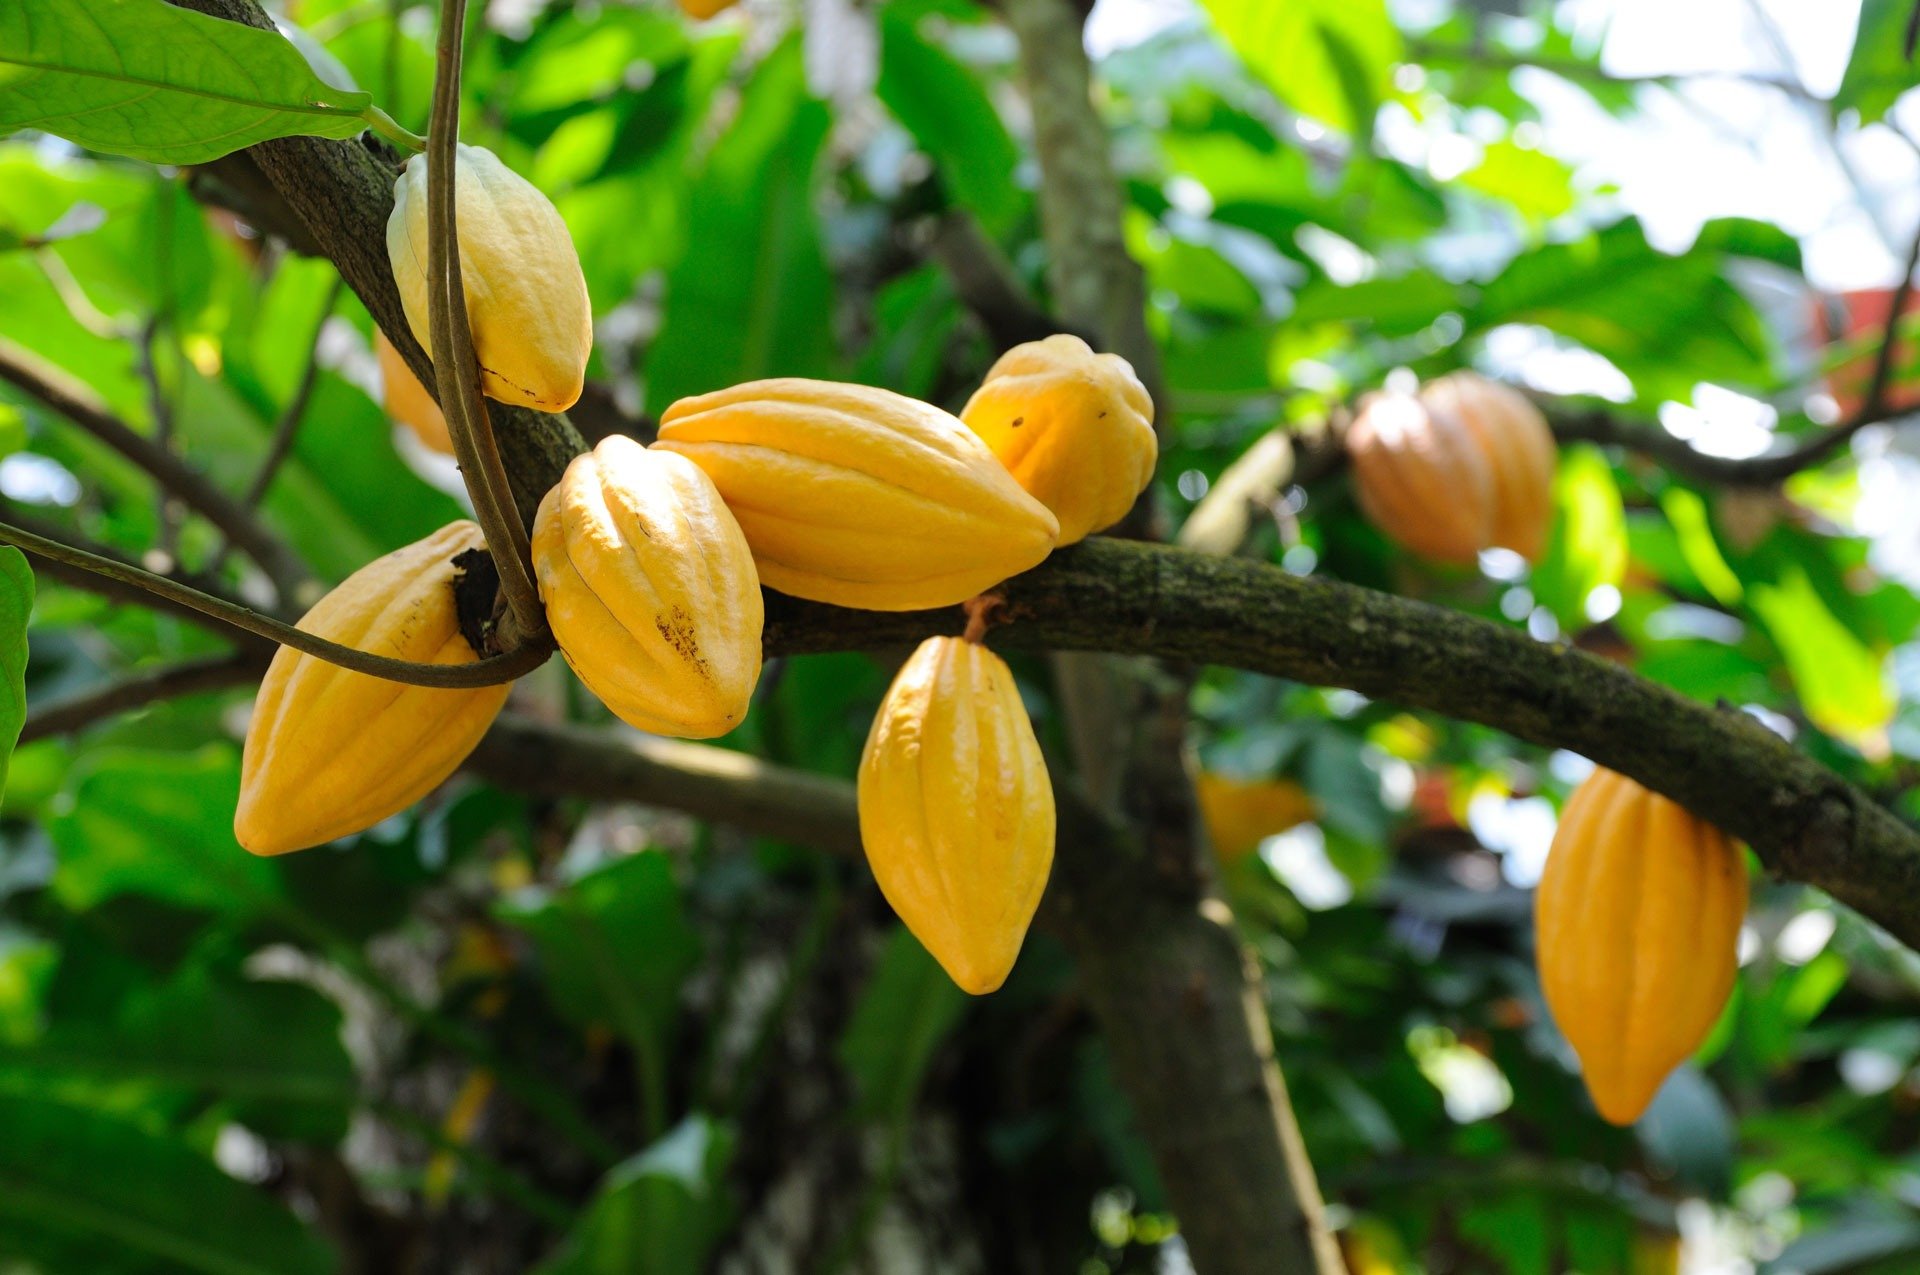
[
  {"left": 763, "top": 537, "right": 1920, "bottom": 951},
  {"left": 0, "top": 338, "right": 313, "bottom": 605},
  {"left": 467, "top": 716, "right": 862, "bottom": 857},
  {"left": 20, "top": 650, "right": 267, "bottom": 744}
]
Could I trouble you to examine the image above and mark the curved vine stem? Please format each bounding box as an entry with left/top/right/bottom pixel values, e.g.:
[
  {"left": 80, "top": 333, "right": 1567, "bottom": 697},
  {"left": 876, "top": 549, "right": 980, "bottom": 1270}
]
[
  {"left": 425, "top": 0, "right": 548, "bottom": 650},
  {"left": 0, "top": 518, "right": 547, "bottom": 689}
]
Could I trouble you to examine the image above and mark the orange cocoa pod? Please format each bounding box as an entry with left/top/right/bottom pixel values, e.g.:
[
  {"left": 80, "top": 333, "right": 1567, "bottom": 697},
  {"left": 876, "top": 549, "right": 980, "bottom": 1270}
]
[
  {"left": 1194, "top": 771, "right": 1317, "bottom": 862},
  {"left": 236, "top": 522, "right": 512, "bottom": 855},
  {"left": 1534, "top": 768, "right": 1746, "bottom": 1124},
  {"left": 1346, "top": 390, "right": 1494, "bottom": 565},
  {"left": 376, "top": 330, "right": 454, "bottom": 455},
  {"left": 1419, "top": 372, "right": 1557, "bottom": 562}
]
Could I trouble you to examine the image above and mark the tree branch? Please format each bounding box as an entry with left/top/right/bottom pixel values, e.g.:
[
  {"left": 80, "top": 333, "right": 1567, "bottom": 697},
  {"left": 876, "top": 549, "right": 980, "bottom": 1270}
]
[
  {"left": 20, "top": 650, "right": 267, "bottom": 744},
  {"left": 467, "top": 716, "right": 862, "bottom": 857},
  {"left": 762, "top": 537, "right": 1920, "bottom": 952},
  {"left": 0, "top": 337, "right": 313, "bottom": 605}
]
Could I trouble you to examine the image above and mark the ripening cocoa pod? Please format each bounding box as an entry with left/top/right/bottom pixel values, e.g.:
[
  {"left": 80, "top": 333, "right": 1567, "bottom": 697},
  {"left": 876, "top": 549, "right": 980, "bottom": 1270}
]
[
  {"left": 858, "top": 636, "right": 1055, "bottom": 994},
  {"left": 376, "top": 329, "right": 453, "bottom": 455},
  {"left": 678, "top": 0, "right": 738, "bottom": 15},
  {"left": 1534, "top": 768, "right": 1747, "bottom": 1124},
  {"left": 386, "top": 144, "right": 592, "bottom": 412},
  {"left": 1419, "top": 372, "right": 1557, "bottom": 562},
  {"left": 1346, "top": 390, "right": 1494, "bottom": 565},
  {"left": 236, "top": 522, "right": 512, "bottom": 856},
  {"left": 654, "top": 378, "right": 1059, "bottom": 611},
  {"left": 532, "top": 436, "right": 763, "bottom": 737},
  {"left": 1195, "top": 771, "right": 1317, "bottom": 863},
  {"left": 960, "top": 334, "right": 1157, "bottom": 545}
]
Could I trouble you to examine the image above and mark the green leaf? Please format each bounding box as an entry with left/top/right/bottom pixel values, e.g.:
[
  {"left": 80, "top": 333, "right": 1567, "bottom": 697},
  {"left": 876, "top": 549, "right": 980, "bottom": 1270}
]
[
  {"left": 0, "top": 1092, "right": 337, "bottom": 1275},
  {"left": 838, "top": 925, "right": 966, "bottom": 1122},
  {"left": 499, "top": 851, "right": 699, "bottom": 1053},
  {"left": 1836, "top": 0, "right": 1920, "bottom": 125},
  {"left": 1456, "top": 139, "right": 1576, "bottom": 224},
  {"left": 1201, "top": 0, "right": 1400, "bottom": 135},
  {"left": 0, "top": 0, "right": 381, "bottom": 164},
  {"left": 878, "top": 9, "right": 1021, "bottom": 233},
  {"left": 537, "top": 1116, "right": 735, "bottom": 1275},
  {"left": 0, "top": 546, "right": 30, "bottom": 800},
  {"left": 48, "top": 747, "right": 283, "bottom": 920},
  {"left": 1531, "top": 446, "right": 1626, "bottom": 630},
  {"left": 1749, "top": 565, "right": 1893, "bottom": 746},
  {"left": 9, "top": 963, "right": 356, "bottom": 1141},
  {"left": 1659, "top": 486, "right": 1743, "bottom": 606},
  {"left": 645, "top": 38, "right": 836, "bottom": 408}
]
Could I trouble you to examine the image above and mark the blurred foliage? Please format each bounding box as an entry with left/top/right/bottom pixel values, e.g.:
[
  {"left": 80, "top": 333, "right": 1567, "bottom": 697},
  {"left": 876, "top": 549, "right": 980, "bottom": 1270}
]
[{"left": 3, "top": 0, "right": 1920, "bottom": 1272}]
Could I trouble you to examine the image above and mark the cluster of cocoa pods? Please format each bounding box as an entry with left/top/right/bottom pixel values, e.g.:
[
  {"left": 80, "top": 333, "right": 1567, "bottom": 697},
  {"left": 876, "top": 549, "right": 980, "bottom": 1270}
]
[
  {"left": 236, "top": 142, "right": 1156, "bottom": 994},
  {"left": 243, "top": 143, "right": 1752, "bottom": 1049}
]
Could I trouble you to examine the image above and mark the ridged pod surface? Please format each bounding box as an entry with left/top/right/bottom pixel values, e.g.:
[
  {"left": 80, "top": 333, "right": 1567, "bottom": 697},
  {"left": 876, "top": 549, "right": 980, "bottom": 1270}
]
[
  {"left": 654, "top": 379, "right": 1059, "bottom": 610},
  {"left": 236, "top": 523, "right": 512, "bottom": 856},
  {"left": 387, "top": 144, "right": 592, "bottom": 412},
  {"left": 858, "top": 636, "right": 1055, "bottom": 994},
  {"left": 376, "top": 330, "right": 453, "bottom": 455},
  {"left": 1195, "top": 771, "right": 1317, "bottom": 863},
  {"left": 1347, "top": 391, "right": 1493, "bottom": 565},
  {"left": 1535, "top": 768, "right": 1747, "bottom": 1125},
  {"left": 1420, "top": 372, "right": 1557, "bottom": 561},
  {"left": 960, "top": 334, "right": 1157, "bottom": 545},
  {"left": 532, "top": 436, "right": 763, "bottom": 738}
]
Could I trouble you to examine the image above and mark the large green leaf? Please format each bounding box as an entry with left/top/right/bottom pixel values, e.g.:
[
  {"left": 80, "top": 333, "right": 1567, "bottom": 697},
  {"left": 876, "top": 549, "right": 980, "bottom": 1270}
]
[
  {"left": 1836, "top": 0, "right": 1919, "bottom": 126},
  {"left": 9, "top": 962, "right": 356, "bottom": 1140},
  {"left": 0, "top": 0, "right": 382, "bottom": 164},
  {"left": 1749, "top": 564, "right": 1894, "bottom": 747},
  {"left": 1201, "top": 0, "right": 1400, "bottom": 136},
  {"left": 1531, "top": 446, "right": 1626, "bottom": 629},
  {"left": 878, "top": 9, "right": 1022, "bottom": 233},
  {"left": 537, "top": 1116, "right": 734, "bottom": 1275},
  {"left": 0, "top": 1092, "right": 337, "bottom": 1275},
  {"left": 838, "top": 925, "right": 966, "bottom": 1122},
  {"left": 0, "top": 546, "right": 30, "bottom": 800},
  {"left": 48, "top": 747, "right": 283, "bottom": 919},
  {"left": 1472, "top": 218, "right": 1775, "bottom": 397},
  {"left": 644, "top": 38, "right": 836, "bottom": 408},
  {"left": 500, "top": 850, "right": 700, "bottom": 1053}
]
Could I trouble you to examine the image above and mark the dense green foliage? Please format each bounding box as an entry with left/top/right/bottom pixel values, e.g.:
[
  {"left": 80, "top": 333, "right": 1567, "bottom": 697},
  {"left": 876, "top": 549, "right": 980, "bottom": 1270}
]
[{"left": 4, "top": 0, "right": 1920, "bottom": 1271}]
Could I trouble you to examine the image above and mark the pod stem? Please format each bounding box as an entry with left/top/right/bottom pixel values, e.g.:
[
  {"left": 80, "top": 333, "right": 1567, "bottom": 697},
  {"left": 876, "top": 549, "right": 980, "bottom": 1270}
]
[
  {"left": 961, "top": 593, "right": 1005, "bottom": 644},
  {"left": 424, "top": 0, "right": 550, "bottom": 653},
  {"left": 0, "top": 518, "right": 547, "bottom": 688}
]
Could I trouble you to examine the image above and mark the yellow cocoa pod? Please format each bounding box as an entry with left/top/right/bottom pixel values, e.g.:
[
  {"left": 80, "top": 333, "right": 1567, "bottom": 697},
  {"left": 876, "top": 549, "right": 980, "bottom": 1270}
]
[
  {"left": 1195, "top": 771, "right": 1317, "bottom": 863},
  {"left": 1534, "top": 768, "right": 1746, "bottom": 1125},
  {"left": 1347, "top": 390, "right": 1494, "bottom": 564},
  {"left": 386, "top": 144, "right": 592, "bottom": 412},
  {"left": 960, "top": 334, "right": 1157, "bottom": 545},
  {"left": 1419, "top": 372, "right": 1556, "bottom": 562},
  {"left": 376, "top": 329, "right": 454, "bottom": 455},
  {"left": 858, "top": 636, "right": 1055, "bottom": 994},
  {"left": 532, "top": 436, "right": 763, "bottom": 737},
  {"left": 654, "top": 378, "right": 1059, "bottom": 610},
  {"left": 236, "top": 522, "right": 512, "bottom": 856}
]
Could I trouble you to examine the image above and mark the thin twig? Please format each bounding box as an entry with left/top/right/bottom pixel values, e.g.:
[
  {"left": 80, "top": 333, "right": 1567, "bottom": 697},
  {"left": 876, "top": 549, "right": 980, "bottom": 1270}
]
[
  {"left": 0, "top": 517, "right": 546, "bottom": 688},
  {"left": 0, "top": 338, "right": 313, "bottom": 606},
  {"left": 20, "top": 650, "right": 267, "bottom": 743},
  {"left": 425, "top": 0, "right": 547, "bottom": 647},
  {"left": 240, "top": 278, "right": 344, "bottom": 510}
]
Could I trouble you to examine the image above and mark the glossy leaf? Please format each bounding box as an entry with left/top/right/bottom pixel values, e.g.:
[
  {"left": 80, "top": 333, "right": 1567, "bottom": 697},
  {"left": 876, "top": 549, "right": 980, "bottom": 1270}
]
[{"left": 0, "top": 0, "right": 379, "bottom": 164}]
